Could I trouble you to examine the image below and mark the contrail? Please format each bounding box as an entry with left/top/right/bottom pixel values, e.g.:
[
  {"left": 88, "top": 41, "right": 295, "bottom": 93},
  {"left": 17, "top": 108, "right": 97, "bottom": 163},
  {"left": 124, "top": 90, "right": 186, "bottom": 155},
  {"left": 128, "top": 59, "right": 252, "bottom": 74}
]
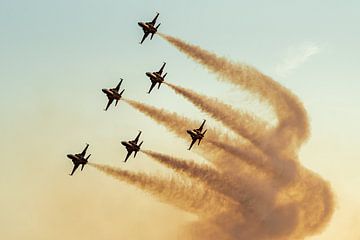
[
  {"left": 124, "top": 98, "right": 288, "bottom": 181},
  {"left": 142, "top": 148, "right": 304, "bottom": 239},
  {"left": 159, "top": 33, "right": 309, "bottom": 152},
  {"left": 143, "top": 150, "right": 282, "bottom": 220},
  {"left": 124, "top": 98, "right": 195, "bottom": 138},
  {"left": 123, "top": 99, "right": 265, "bottom": 174},
  {"left": 158, "top": 35, "right": 335, "bottom": 237},
  {"left": 165, "top": 82, "right": 268, "bottom": 148},
  {"left": 100, "top": 35, "right": 336, "bottom": 239},
  {"left": 123, "top": 94, "right": 334, "bottom": 238},
  {"left": 207, "top": 139, "right": 299, "bottom": 182},
  {"left": 89, "top": 163, "right": 231, "bottom": 216},
  {"left": 164, "top": 83, "right": 302, "bottom": 185}
]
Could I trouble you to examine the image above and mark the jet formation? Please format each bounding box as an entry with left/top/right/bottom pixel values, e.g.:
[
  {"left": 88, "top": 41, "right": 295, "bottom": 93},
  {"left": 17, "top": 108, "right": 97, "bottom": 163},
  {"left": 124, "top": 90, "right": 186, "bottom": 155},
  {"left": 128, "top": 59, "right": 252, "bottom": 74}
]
[{"left": 67, "top": 13, "right": 208, "bottom": 175}]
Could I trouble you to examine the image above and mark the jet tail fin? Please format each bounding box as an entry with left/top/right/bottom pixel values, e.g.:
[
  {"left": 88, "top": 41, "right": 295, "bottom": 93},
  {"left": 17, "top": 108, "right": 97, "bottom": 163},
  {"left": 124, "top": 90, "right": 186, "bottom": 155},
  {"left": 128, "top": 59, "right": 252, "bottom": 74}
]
[
  {"left": 198, "top": 130, "right": 207, "bottom": 145},
  {"left": 134, "top": 141, "right": 143, "bottom": 158},
  {"left": 150, "top": 23, "right": 160, "bottom": 40},
  {"left": 138, "top": 141, "right": 143, "bottom": 149}
]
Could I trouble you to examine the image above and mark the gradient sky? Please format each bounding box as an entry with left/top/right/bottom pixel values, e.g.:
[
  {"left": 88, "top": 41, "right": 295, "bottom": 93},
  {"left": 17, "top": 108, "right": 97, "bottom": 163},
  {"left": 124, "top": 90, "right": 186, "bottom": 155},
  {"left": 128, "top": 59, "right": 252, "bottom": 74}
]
[{"left": 1, "top": 1, "right": 359, "bottom": 239}]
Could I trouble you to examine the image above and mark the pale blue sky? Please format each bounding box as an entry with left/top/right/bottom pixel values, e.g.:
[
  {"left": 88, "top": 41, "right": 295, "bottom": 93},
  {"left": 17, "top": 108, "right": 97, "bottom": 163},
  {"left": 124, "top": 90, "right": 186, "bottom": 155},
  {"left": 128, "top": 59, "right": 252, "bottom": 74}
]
[{"left": 0, "top": 1, "right": 359, "bottom": 239}]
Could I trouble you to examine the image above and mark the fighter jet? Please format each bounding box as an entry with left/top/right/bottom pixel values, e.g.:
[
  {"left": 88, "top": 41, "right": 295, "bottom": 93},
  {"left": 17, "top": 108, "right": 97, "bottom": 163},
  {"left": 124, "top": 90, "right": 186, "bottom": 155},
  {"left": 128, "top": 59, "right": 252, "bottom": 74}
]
[
  {"left": 187, "top": 120, "right": 207, "bottom": 150},
  {"left": 121, "top": 131, "right": 143, "bottom": 162},
  {"left": 67, "top": 144, "right": 91, "bottom": 176},
  {"left": 138, "top": 13, "right": 160, "bottom": 44},
  {"left": 102, "top": 78, "right": 125, "bottom": 111},
  {"left": 146, "top": 62, "right": 167, "bottom": 94}
]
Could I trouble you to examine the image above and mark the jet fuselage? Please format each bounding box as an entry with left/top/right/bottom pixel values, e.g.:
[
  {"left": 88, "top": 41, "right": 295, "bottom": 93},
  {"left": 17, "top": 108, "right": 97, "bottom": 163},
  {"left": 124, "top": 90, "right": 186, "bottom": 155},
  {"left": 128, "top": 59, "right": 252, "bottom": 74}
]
[
  {"left": 138, "top": 22, "right": 157, "bottom": 34},
  {"left": 102, "top": 88, "right": 122, "bottom": 100},
  {"left": 146, "top": 72, "right": 163, "bottom": 82},
  {"left": 187, "top": 129, "right": 205, "bottom": 140},
  {"left": 67, "top": 154, "right": 88, "bottom": 165},
  {"left": 121, "top": 141, "right": 140, "bottom": 152}
]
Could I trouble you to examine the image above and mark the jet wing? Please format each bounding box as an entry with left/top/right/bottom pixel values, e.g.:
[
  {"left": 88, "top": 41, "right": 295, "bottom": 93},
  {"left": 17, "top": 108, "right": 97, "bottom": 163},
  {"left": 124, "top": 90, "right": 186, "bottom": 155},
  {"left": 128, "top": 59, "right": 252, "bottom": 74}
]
[
  {"left": 157, "top": 62, "right": 166, "bottom": 75},
  {"left": 197, "top": 120, "right": 206, "bottom": 132},
  {"left": 113, "top": 78, "right": 123, "bottom": 92},
  {"left": 133, "top": 131, "right": 142, "bottom": 143},
  {"left": 105, "top": 98, "right": 114, "bottom": 111},
  {"left": 188, "top": 138, "right": 197, "bottom": 150},
  {"left": 149, "top": 13, "right": 159, "bottom": 26},
  {"left": 148, "top": 81, "right": 157, "bottom": 94},
  {"left": 70, "top": 163, "right": 80, "bottom": 176},
  {"left": 124, "top": 150, "right": 133, "bottom": 162},
  {"left": 140, "top": 32, "right": 150, "bottom": 44},
  {"left": 80, "top": 144, "right": 89, "bottom": 157}
]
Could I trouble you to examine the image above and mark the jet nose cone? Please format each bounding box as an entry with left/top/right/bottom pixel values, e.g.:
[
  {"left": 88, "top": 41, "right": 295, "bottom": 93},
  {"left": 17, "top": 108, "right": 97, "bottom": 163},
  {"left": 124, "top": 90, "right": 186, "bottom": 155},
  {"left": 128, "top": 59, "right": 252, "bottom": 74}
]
[
  {"left": 102, "top": 89, "right": 107, "bottom": 94},
  {"left": 146, "top": 72, "right": 151, "bottom": 77},
  {"left": 67, "top": 154, "right": 72, "bottom": 159},
  {"left": 138, "top": 22, "right": 142, "bottom": 27},
  {"left": 121, "top": 141, "right": 126, "bottom": 146}
]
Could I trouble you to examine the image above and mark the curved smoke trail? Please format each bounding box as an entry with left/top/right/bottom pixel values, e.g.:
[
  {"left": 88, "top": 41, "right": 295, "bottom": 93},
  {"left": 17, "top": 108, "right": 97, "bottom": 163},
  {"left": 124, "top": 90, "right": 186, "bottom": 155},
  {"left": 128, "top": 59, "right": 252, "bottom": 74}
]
[
  {"left": 90, "top": 35, "right": 334, "bottom": 239},
  {"left": 159, "top": 33, "right": 309, "bottom": 153},
  {"left": 165, "top": 82, "right": 268, "bottom": 148}
]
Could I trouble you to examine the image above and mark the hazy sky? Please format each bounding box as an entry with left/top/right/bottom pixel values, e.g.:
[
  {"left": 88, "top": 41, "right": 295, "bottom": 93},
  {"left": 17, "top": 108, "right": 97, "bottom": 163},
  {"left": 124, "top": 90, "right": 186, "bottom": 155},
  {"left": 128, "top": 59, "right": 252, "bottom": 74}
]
[{"left": 0, "top": 1, "right": 359, "bottom": 239}]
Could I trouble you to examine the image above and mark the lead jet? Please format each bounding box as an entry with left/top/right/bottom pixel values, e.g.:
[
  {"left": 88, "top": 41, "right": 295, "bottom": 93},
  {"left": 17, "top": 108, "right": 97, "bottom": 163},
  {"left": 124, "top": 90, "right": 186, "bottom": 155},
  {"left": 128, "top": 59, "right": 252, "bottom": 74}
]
[
  {"left": 67, "top": 144, "right": 91, "bottom": 176},
  {"left": 102, "top": 78, "right": 125, "bottom": 111},
  {"left": 121, "top": 131, "right": 143, "bottom": 162},
  {"left": 187, "top": 120, "right": 207, "bottom": 150},
  {"left": 138, "top": 13, "right": 160, "bottom": 44},
  {"left": 146, "top": 62, "right": 167, "bottom": 94}
]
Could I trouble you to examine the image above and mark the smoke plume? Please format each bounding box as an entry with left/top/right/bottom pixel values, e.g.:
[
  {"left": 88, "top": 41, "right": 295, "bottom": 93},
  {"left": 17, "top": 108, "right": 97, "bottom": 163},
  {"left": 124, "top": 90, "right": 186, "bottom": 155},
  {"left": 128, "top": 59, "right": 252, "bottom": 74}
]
[{"left": 90, "top": 34, "right": 334, "bottom": 239}]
